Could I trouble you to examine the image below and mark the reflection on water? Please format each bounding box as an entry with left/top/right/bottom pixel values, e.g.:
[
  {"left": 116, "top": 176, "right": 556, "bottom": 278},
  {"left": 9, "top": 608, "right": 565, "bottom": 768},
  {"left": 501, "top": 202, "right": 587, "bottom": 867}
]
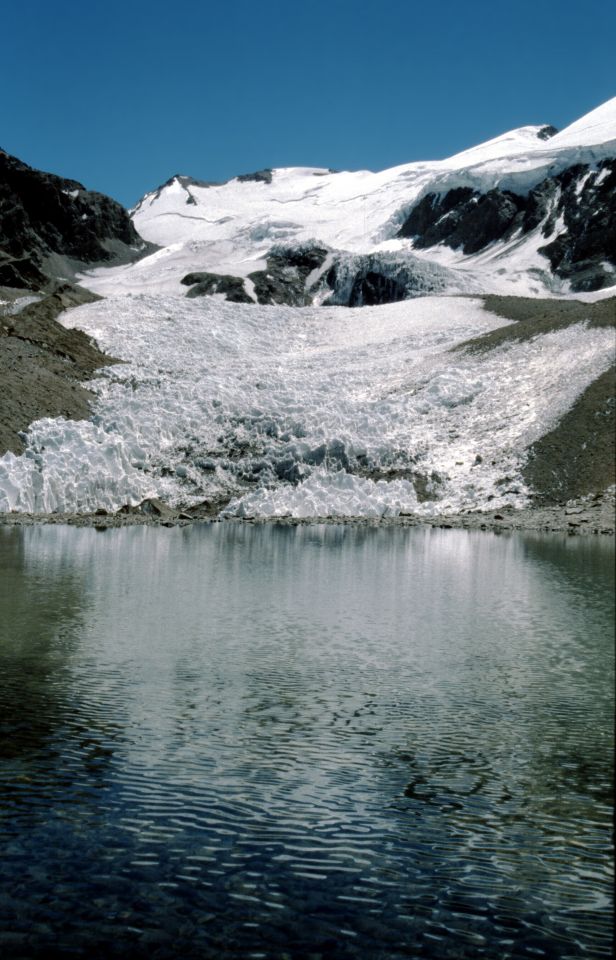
[{"left": 0, "top": 524, "right": 613, "bottom": 959}]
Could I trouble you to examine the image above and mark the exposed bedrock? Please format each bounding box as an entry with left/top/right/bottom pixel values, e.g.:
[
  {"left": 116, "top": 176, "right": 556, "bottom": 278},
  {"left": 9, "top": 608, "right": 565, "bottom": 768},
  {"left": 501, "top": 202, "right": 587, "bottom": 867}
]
[
  {"left": 0, "top": 148, "right": 152, "bottom": 292},
  {"left": 399, "top": 186, "right": 526, "bottom": 254},
  {"left": 181, "top": 244, "right": 331, "bottom": 306},
  {"left": 536, "top": 124, "right": 559, "bottom": 141},
  {"left": 398, "top": 158, "right": 616, "bottom": 291},
  {"left": 181, "top": 272, "right": 253, "bottom": 303},
  {"left": 248, "top": 244, "right": 330, "bottom": 305},
  {"left": 236, "top": 169, "right": 273, "bottom": 184},
  {"left": 181, "top": 245, "right": 456, "bottom": 307},
  {"left": 539, "top": 162, "right": 616, "bottom": 291}
]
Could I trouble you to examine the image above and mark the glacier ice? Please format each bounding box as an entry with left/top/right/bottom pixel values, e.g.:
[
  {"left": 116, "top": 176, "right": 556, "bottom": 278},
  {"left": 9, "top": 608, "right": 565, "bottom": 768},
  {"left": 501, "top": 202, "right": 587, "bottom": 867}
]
[{"left": 1, "top": 295, "right": 613, "bottom": 518}]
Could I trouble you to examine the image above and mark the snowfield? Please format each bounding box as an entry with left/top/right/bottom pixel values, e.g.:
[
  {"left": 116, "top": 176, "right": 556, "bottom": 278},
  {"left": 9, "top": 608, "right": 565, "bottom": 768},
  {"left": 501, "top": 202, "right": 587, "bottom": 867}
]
[
  {"left": 79, "top": 98, "right": 616, "bottom": 301},
  {"left": 0, "top": 295, "right": 612, "bottom": 517}
]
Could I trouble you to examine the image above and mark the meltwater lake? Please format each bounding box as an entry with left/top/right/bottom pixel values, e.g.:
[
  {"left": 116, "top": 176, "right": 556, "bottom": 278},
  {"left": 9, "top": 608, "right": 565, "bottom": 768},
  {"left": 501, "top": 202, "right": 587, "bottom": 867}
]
[{"left": 0, "top": 523, "right": 613, "bottom": 959}]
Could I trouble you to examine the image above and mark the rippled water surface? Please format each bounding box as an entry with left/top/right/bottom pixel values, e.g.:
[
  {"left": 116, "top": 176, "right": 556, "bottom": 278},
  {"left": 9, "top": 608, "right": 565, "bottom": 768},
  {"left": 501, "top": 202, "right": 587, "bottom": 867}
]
[{"left": 0, "top": 524, "right": 613, "bottom": 959}]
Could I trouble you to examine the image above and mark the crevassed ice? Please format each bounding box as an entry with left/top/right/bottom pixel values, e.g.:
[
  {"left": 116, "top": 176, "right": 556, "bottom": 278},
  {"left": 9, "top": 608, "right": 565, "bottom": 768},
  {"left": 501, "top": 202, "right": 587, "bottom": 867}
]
[{"left": 0, "top": 295, "right": 613, "bottom": 516}]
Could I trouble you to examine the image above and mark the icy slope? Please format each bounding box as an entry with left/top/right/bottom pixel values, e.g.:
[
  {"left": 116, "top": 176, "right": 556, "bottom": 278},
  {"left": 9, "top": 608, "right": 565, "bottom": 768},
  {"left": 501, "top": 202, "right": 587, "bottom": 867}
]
[
  {"left": 79, "top": 99, "right": 616, "bottom": 300},
  {"left": 0, "top": 295, "right": 612, "bottom": 517},
  {"left": 547, "top": 97, "right": 616, "bottom": 148}
]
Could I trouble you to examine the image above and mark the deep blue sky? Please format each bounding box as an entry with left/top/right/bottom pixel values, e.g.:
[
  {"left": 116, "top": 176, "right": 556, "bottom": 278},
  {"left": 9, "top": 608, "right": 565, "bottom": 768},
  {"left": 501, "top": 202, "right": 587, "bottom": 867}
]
[{"left": 3, "top": 0, "right": 615, "bottom": 207}]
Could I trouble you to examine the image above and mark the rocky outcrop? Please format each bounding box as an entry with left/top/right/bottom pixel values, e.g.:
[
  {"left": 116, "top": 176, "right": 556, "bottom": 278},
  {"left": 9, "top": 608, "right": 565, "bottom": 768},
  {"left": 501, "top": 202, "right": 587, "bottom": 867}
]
[
  {"left": 181, "top": 272, "right": 253, "bottom": 303},
  {"left": 398, "top": 158, "right": 616, "bottom": 291},
  {"left": 181, "top": 244, "right": 330, "bottom": 306},
  {"left": 180, "top": 245, "right": 458, "bottom": 307},
  {"left": 0, "top": 149, "right": 151, "bottom": 291},
  {"left": 236, "top": 169, "right": 273, "bottom": 184},
  {"left": 537, "top": 161, "right": 616, "bottom": 291},
  {"left": 537, "top": 124, "right": 559, "bottom": 141},
  {"left": 399, "top": 187, "right": 526, "bottom": 254},
  {"left": 248, "top": 245, "right": 329, "bottom": 305}
]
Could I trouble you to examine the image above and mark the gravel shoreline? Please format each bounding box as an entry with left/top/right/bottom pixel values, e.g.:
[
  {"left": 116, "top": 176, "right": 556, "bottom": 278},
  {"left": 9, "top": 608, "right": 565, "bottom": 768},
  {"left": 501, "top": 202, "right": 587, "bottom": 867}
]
[
  {"left": 0, "top": 284, "right": 114, "bottom": 456},
  {"left": 1, "top": 490, "right": 613, "bottom": 535}
]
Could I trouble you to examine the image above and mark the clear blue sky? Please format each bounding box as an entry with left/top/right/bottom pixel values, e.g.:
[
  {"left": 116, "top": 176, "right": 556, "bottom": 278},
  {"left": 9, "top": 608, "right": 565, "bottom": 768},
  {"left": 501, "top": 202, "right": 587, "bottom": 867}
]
[{"left": 3, "top": 0, "right": 615, "bottom": 207}]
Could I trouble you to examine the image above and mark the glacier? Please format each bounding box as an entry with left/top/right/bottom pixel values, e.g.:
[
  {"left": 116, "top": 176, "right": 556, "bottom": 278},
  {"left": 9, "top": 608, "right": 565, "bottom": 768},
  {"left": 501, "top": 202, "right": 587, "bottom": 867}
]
[
  {"left": 0, "top": 295, "right": 612, "bottom": 518},
  {"left": 1, "top": 98, "right": 614, "bottom": 518}
]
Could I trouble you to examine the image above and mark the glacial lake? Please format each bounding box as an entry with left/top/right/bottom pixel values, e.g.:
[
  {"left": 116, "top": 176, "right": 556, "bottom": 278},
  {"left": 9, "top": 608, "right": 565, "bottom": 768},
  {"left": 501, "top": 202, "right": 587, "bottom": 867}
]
[{"left": 0, "top": 523, "right": 613, "bottom": 959}]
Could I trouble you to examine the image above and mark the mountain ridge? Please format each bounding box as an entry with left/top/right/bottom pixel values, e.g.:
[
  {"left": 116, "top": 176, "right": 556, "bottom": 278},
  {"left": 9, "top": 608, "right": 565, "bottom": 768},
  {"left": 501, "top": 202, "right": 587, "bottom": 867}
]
[
  {"left": 78, "top": 97, "right": 616, "bottom": 304},
  {"left": 0, "top": 147, "right": 154, "bottom": 293},
  {"left": 2, "top": 98, "right": 615, "bottom": 303}
]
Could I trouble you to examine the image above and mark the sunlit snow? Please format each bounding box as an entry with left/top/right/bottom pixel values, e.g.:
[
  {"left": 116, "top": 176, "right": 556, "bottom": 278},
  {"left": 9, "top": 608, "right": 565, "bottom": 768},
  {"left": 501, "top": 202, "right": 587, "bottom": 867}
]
[
  {"left": 79, "top": 98, "right": 616, "bottom": 301},
  {"left": 2, "top": 99, "right": 614, "bottom": 518},
  {"left": 0, "top": 296, "right": 612, "bottom": 517}
]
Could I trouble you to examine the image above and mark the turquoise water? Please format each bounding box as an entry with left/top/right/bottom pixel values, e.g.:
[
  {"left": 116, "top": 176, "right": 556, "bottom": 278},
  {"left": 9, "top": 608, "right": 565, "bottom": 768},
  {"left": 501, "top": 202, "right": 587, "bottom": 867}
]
[{"left": 0, "top": 524, "right": 613, "bottom": 959}]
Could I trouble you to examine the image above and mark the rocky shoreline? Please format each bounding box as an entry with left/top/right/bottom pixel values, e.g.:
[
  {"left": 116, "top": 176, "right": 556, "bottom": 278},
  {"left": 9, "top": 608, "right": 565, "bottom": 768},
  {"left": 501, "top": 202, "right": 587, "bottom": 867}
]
[{"left": 0, "top": 489, "right": 613, "bottom": 535}]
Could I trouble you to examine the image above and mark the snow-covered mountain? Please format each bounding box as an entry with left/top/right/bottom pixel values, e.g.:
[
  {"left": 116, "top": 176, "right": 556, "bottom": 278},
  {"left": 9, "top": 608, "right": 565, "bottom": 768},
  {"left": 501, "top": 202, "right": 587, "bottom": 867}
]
[
  {"left": 1, "top": 99, "right": 614, "bottom": 521},
  {"left": 81, "top": 98, "right": 616, "bottom": 302}
]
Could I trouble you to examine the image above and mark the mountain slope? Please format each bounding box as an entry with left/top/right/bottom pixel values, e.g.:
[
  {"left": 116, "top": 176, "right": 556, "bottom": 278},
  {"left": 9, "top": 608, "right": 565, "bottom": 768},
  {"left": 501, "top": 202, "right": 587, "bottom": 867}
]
[
  {"left": 0, "top": 149, "right": 151, "bottom": 291},
  {"left": 0, "top": 285, "right": 114, "bottom": 456}
]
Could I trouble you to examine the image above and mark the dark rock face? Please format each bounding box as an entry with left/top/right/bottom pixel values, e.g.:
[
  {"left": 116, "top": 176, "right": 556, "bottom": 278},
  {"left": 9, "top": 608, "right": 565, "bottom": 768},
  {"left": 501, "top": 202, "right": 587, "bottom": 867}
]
[
  {"left": 398, "top": 158, "right": 616, "bottom": 291},
  {"left": 0, "top": 149, "right": 149, "bottom": 291},
  {"left": 181, "top": 246, "right": 454, "bottom": 307},
  {"left": 181, "top": 245, "right": 330, "bottom": 306},
  {"left": 537, "top": 125, "right": 558, "bottom": 141},
  {"left": 181, "top": 272, "right": 253, "bottom": 303},
  {"left": 399, "top": 188, "right": 526, "bottom": 254},
  {"left": 248, "top": 267, "right": 306, "bottom": 306},
  {"left": 248, "top": 245, "right": 330, "bottom": 306},
  {"left": 270, "top": 245, "right": 330, "bottom": 276},
  {"left": 236, "top": 169, "right": 273, "bottom": 185},
  {"left": 538, "top": 160, "right": 616, "bottom": 291}
]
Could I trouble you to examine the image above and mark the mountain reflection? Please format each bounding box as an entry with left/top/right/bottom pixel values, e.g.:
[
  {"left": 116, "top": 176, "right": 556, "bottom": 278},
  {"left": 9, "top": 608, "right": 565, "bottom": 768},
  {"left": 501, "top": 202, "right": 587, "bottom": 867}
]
[
  {"left": 0, "top": 523, "right": 612, "bottom": 960},
  {"left": 0, "top": 528, "right": 119, "bottom": 806}
]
